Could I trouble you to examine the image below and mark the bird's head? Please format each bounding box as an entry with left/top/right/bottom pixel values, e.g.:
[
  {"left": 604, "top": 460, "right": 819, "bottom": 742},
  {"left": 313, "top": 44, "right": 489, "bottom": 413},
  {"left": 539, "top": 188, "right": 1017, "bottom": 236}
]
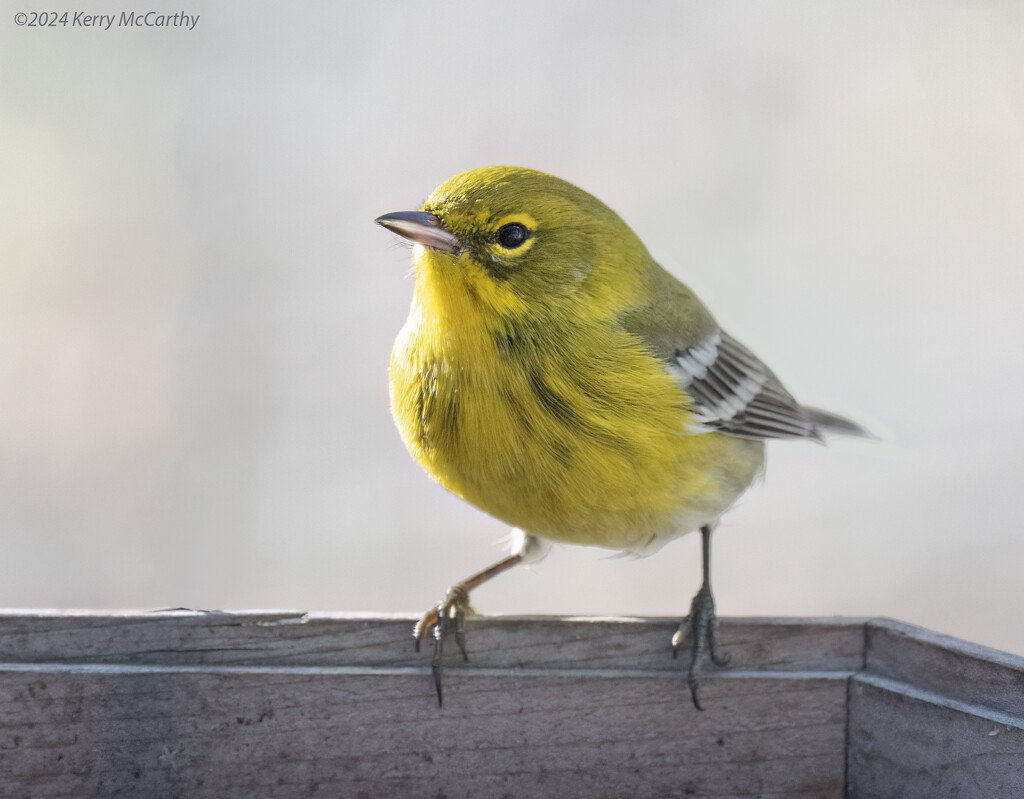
[{"left": 376, "top": 166, "right": 651, "bottom": 326}]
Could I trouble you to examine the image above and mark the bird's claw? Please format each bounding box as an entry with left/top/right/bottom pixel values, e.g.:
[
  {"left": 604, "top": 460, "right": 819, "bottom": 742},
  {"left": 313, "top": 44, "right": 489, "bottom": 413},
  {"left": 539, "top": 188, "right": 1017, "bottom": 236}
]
[
  {"left": 413, "top": 583, "right": 473, "bottom": 706},
  {"left": 672, "top": 583, "right": 730, "bottom": 710}
]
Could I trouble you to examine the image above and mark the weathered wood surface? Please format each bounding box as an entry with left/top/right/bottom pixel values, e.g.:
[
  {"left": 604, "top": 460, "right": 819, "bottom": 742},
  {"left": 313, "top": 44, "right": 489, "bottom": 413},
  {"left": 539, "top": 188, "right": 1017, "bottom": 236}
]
[
  {"left": 847, "top": 676, "right": 1024, "bottom": 799},
  {"left": 864, "top": 619, "right": 1024, "bottom": 719},
  {"left": 0, "top": 666, "right": 848, "bottom": 798},
  {"left": 0, "top": 613, "right": 1021, "bottom": 798},
  {"left": 846, "top": 619, "right": 1024, "bottom": 799},
  {"left": 0, "top": 613, "right": 858, "bottom": 798},
  {"left": 0, "top": 611, "right": 866, "bottom": 672}
]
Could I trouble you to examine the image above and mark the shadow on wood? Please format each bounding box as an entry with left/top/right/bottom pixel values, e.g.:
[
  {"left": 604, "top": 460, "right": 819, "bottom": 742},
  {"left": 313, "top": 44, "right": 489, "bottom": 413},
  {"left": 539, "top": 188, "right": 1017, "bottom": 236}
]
[{"left": 0, "top": 613, "right": 1020, "bottom": 798}]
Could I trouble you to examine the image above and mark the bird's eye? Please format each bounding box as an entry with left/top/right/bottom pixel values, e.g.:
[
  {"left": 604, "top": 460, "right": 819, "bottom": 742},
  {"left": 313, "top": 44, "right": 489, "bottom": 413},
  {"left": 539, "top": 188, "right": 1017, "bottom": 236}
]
[{"left": 496, "top": 223, "right": 529, "bottom": 249}]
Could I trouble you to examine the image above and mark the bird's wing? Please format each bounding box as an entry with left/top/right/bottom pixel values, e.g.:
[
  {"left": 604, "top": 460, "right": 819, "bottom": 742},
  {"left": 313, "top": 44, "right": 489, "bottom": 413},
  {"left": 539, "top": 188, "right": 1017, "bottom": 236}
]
[
  {"left": 626, "top": 259, "right": 860, "bottom": 441},
  {"left": 669, "top": 328, "right": 823, "bottom": 440}
]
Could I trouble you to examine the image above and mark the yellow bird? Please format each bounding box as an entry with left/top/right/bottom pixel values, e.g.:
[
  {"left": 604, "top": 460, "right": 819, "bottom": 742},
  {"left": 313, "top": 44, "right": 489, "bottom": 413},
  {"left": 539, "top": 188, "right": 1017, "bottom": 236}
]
[{"left": 376, "top": 166, "right": 865, "bottom": 709}]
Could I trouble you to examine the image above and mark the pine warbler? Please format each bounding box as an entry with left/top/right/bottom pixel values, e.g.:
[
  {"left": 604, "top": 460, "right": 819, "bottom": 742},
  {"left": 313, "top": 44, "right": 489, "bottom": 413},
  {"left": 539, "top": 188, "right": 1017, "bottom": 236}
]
[{"left": 376, "top": 166, "right": 865, "bottom": 709}]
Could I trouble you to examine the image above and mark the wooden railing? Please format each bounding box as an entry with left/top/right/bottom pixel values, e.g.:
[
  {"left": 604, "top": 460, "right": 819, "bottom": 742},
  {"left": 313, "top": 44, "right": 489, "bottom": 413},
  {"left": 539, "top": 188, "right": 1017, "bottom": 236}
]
[{"left": 0, "top": 612, "right": 1020, "bottom": 797}]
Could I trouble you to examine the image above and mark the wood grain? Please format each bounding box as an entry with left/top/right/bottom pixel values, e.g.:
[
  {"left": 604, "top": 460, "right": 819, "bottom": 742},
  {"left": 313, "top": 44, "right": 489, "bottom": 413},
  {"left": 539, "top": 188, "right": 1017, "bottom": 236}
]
[
  {"left": 865, "top": 618, "right": 1024, "bottom": 718},
  {"left": 0, "top": 611, "right": 866, "bottom": 672},
  {"left": 844, "top": 619, "right": 1024, "bottom": 799},
  {"left": 0, "top": 665, "right": 848, "bottom": 798},
  {"left": 0, "top": 613, "right": 856, "bottom": 798},
  {"left": 0, "top": 612, "right": 1022, "bottom": 797},
  {"left": 846, "top": 674, "right": 1024, "bottom": 799}
]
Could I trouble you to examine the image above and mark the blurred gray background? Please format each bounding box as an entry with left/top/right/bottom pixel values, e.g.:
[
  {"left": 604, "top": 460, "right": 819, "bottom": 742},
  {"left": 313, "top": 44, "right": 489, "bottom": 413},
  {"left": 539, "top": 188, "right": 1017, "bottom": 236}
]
[{"left": 2, "top": 1, "right": 1022, "bottom": 655}]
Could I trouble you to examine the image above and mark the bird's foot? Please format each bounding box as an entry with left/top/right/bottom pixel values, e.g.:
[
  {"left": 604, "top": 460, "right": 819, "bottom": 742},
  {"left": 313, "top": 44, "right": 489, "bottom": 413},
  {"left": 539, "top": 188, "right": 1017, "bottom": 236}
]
[
  {"left": 671, "top": 583, "right": 730, "bottom": 710},
  {"left": 413, "top": 583, "right": 473, "bottom": 706}
]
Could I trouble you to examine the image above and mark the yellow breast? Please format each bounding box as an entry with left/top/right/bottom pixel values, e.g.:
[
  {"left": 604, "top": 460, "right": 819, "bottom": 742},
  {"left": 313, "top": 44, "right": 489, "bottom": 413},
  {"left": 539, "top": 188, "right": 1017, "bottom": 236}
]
[{"left": 389, "top": 276, "right": 764, "bottom": 553}]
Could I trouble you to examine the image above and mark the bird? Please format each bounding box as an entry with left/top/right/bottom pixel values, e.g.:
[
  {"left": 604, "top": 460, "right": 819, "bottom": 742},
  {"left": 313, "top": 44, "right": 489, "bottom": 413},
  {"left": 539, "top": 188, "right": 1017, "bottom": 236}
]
[{"left": 375, "top": 166, "right": 866, "bottom": 709}]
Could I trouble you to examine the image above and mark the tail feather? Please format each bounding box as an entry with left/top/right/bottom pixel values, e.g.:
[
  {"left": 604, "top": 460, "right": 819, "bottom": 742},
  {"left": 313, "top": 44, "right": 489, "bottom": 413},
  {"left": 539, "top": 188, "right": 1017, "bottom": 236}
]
[{"left": 803, "top": 406, "right": 872, "bottom": 439}]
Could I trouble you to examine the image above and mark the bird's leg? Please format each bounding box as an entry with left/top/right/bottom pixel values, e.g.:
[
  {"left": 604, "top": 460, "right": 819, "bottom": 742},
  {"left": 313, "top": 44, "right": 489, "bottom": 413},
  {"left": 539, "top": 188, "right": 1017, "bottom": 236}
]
[
  {"left": 672, "top": 524, "right": 730, "bottom": 710},
  {"left": 413, "top": 550, "right": 525, "bottom": 707}
]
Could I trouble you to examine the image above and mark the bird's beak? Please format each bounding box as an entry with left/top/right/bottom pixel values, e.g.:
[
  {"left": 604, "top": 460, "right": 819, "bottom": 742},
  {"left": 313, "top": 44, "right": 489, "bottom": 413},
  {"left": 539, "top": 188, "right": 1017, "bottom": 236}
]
[{"left": 375, "top": 210, "right": 462, "bottom": 255}]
